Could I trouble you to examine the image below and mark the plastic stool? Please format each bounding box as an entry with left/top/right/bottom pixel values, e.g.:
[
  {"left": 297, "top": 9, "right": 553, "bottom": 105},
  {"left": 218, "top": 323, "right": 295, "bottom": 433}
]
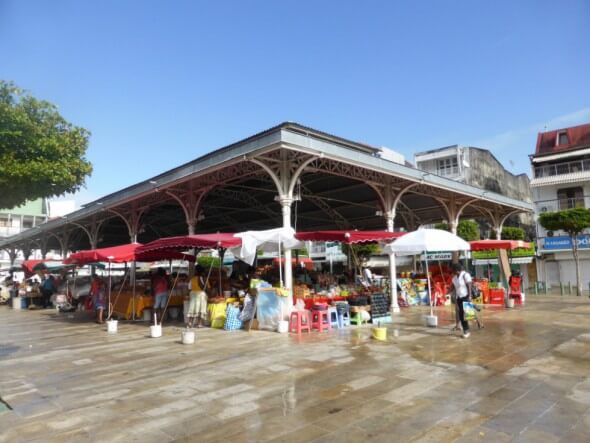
[
  {"left": 338, "top": 305, "right": 351, "bottom": 328},
  {"left": 289, "top": 310, "right": 311, "bottom": 334},
  {"left": 327, "top": 307, "right": 340, "bottom": 328},
  {"left": 311, "top": 310, "right": 331, "bottom": 332}
]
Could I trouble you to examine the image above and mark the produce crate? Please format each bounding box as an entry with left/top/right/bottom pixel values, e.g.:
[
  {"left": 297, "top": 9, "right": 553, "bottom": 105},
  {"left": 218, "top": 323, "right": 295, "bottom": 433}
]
[{"left": 489, "top": 288, "right": 505, "bottom": 305}]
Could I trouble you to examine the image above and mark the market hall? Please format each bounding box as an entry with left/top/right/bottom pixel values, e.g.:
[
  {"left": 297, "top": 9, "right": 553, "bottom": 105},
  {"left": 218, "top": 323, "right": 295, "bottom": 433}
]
[{"left": 0, "top": 123, "right": 532, "bottom": 324}]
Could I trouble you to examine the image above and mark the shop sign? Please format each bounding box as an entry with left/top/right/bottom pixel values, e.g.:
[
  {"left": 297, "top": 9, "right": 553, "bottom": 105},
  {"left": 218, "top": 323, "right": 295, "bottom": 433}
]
[
  {"left": 420, "top": 252, "right": 452, "bottom": 261},
  {"left": 543, "top": 235, "right": 590, "bottom": 250}
]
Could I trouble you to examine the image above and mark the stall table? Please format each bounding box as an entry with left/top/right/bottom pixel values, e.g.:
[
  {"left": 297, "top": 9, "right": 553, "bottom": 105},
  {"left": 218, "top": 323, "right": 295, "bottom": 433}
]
[{"left": 111, "top": 292, "right": 185, "bottom": 319}]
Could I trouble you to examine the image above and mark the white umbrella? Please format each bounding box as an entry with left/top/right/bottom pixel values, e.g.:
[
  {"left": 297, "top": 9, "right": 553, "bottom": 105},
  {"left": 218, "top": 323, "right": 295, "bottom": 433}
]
[
  {"left": 233, "top": 227, "right": 302, "bottom": 288},
  {"left": 385, "top": 228, "right": 471, "bottom": 255},
  {"left": 233, "top": 227, "right": 302, "bottom": 265},
  {"left": 385, "top": 229, "right": 471, "bottom": 318}
]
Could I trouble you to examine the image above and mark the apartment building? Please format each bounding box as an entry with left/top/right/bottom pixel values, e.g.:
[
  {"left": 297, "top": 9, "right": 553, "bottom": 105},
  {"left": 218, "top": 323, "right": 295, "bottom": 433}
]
[{"left": 531, "top": 123, "right": 590, "bottom": 287}]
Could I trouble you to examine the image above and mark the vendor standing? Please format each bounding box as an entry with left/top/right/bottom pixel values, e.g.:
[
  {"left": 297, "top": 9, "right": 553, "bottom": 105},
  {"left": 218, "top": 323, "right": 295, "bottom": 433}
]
[
  {"left": 89, "top": 274, "right": 106, "bottom": 324},
  {"left": 152, "top": 268, "right": 169, "bottom": 323},
  {"left": 40, "top": 274, "right": 56, "bottom": 308},
  {"left": 187, "top": 265, "right": 209, "bottom": 328}
]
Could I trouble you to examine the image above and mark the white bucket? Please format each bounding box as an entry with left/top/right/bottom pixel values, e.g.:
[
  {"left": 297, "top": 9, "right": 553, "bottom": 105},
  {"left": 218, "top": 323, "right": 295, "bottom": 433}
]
[
  {"left": 277, "top": 320, "right": 289, "bottom": 333},
  {"left": 425, "top": 315, "right": 438, "bottom": 328},
  {"left": 506, "top": 299, "right": 515, "bottom": 309},
  {"left": 521, "top": 292, "right": 526, "bottom": 305},
  {"left": 12, "top": 296, "right": 21, "bottom": 310},
  {"left": 168, "top": 307, "right": 180, "bottom": 320},
  {"left": 107, "top": 319, "right": 118, "bottom": 333},
  {"left": 150, "top": 324, "right": 162, "bottom": 338},
  {"left": 181, "top": 329, "right": 195, "bottom": 344},
  {"left": 142, "top": 308, "right": 152, "bottom": 322}
]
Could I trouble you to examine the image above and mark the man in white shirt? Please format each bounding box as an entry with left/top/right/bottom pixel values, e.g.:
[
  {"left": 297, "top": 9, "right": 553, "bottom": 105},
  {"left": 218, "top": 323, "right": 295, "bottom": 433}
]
[
  {"left": 363, "top": 267, "right": 373, "bottom": 286},
  {"left": 451, "top": 263, "right": 472, "bottom": 338}
]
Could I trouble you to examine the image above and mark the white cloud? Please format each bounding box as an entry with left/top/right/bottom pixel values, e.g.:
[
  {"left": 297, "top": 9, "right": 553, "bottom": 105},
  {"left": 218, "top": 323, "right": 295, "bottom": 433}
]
[{"left": 472, "top": 107, "right": 590, "bottom": 174}]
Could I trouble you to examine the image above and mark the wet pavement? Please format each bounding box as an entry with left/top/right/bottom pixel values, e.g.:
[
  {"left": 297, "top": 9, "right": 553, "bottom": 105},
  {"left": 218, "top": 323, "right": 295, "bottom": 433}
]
[{"left": 0, "top": 296, "right": 589, "bottom": 442}]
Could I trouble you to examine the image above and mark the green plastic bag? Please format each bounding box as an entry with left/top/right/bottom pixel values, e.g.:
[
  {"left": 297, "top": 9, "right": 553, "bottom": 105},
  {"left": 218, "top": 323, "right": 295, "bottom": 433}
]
[{"left": 463, "top": 301, "right": 476, "bottom": 321}]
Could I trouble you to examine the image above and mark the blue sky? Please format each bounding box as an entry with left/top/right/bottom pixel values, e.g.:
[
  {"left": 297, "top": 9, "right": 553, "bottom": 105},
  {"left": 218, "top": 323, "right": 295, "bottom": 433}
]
[{"left": 1, "top": 0, "right": 589, "bottom": 206}]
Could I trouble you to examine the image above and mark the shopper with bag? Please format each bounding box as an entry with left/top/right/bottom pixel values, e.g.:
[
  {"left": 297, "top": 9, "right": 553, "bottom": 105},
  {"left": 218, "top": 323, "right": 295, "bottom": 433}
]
[{"left": 451, "top": 263, "right": 472, "bottom": 338}]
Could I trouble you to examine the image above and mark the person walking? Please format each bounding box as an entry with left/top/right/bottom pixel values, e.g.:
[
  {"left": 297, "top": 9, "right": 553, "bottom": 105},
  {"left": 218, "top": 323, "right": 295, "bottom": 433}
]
[{"left": 451, "top": 263, "right": 472, "bottom": 338}]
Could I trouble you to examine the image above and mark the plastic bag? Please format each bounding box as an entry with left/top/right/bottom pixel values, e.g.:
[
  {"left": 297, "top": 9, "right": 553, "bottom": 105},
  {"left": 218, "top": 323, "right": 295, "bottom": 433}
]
[
  {"left": 463, "top": 301, "right": 476, "bottom": 321},
  {"left": 295, "top": 299, "right": 305, "bottom": 311}
]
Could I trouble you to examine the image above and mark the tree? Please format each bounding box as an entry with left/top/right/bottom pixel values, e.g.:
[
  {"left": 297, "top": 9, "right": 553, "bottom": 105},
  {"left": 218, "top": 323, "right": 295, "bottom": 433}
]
[
  {"left": 499, "top": 226, "right": 525, "bottom": 240},
  {"left": 539, "top": 208, "right": 590, "bottom": 296},
  {"left": 341, "top": 243, "right": 380, "bottom": 264},
  {"left": 0, "top": 81, "right": 92, "bottom": 209},
  {"left": 434, "top": 220, "right": 479, "bottom": 241}
]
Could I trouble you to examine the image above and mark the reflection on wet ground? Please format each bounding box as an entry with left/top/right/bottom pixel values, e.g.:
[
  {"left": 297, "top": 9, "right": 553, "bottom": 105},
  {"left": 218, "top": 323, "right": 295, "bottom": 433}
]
[{"left": 0, "top": 296, "right": 589, "bottom": 442}]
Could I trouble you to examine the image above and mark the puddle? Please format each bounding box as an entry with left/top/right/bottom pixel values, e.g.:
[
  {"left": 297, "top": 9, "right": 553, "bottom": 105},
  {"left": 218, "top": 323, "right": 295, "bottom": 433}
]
[{"left": 0, "top": 344, "right": 19, "bottom": 357}]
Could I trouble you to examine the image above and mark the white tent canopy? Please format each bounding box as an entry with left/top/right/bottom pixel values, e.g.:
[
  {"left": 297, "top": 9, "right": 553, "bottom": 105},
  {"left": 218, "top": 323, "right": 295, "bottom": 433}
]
[
  {"left": 384, "top": 228, "right": 471, "bottom": 319},
  {"left": 232, "top": 227, "right": 302, "bottom": 266},
  {"left": 385, "top": 228, "right": 471, "bottom": 255}
]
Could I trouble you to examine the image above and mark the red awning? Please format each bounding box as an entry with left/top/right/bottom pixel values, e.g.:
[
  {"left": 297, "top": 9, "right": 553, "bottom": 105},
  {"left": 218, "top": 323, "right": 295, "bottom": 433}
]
[
  {"left": 21, "top": 259, "right": 47, "bottom": 274},
  {"left": 295, "top": 230, "right": 405, "bottom": 244},
  {"left": 469, "top": 240, "right": 532, "bottom": 251},
  {"left": 136, "top": 233, "right": 242, "bottom": 255},
  {"left": 65, "top": 243, "right": 194, "bottom": 265}
]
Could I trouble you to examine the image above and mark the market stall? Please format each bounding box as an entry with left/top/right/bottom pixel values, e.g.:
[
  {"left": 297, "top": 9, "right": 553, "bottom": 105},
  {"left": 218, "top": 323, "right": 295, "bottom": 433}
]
[
  {"left": 385, "top": 228, "right": 471, "bottom": 327},
  {"left": 137, "top": 233, "right": 244, "bottom": 327},
  {"left": 293, "top": 230, "right": 405, "bottom": 323},
  {"left": 65, "top": 243, "right": 194, "bottom": 320},
  {"left": 469, "top": 240, "right": 532, "bottom": 305}
]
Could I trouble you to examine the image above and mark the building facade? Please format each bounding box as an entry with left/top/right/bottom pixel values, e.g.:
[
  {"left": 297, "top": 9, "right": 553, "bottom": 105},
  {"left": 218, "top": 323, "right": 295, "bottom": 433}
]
[
  {"left": 531, "top": 123, "right": 590, "bottom": 288},
  {"left": 0, "top": 198, "right": 49, "bottom": 268},
  {"left": 414, "top": 145, "right": 533, "bottom": 237}
]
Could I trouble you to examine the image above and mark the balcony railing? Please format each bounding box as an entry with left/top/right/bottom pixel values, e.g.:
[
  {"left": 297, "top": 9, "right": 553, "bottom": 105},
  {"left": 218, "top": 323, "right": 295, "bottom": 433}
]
[
  {"left": 534, "top": 158, "right": 590, "bottom": 178},
  {"left": 0, "top": 226, "right": 21, "bottom": 237},
  {"left": 536, "top": 196, "right": 588, "bottom": 214},
  {"left": 438, "top": 166, "right": 460, "bottom": 177}
]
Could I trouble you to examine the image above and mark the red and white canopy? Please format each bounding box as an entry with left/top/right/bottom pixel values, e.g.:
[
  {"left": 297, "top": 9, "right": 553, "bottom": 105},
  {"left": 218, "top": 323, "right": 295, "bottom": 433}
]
[
  {"left": 469, "top": 240, "right": 531, "bottom": 251},
  {"left": 136, "top": 233, "right": 242, "bottom": 255},
  {"left": 65, "top": 243, "right": 195, "bottom": 265}
]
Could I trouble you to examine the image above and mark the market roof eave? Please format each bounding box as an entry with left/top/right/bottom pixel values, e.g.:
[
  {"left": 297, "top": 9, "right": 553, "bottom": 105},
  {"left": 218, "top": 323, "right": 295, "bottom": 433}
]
[{"left": 0, "top": 122, "right": 533, "bottom": 249}]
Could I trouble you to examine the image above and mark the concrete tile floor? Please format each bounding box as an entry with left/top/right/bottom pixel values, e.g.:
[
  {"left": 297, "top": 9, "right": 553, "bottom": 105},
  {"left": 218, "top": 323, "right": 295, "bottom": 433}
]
[{"left": 0, "top": 295, "right": 589, "bottom": 442}]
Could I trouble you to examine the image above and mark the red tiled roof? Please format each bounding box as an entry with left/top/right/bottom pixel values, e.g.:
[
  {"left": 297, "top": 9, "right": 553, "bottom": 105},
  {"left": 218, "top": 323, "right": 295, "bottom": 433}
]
[{"left": 535, "top": 123, "right": 590, "bottom": 156}]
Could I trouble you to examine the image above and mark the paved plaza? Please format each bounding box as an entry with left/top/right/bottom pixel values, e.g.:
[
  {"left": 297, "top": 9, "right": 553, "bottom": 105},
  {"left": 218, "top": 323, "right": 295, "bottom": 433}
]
[{"left": 0, "top": 296, "right": 589, "bottom": 442}]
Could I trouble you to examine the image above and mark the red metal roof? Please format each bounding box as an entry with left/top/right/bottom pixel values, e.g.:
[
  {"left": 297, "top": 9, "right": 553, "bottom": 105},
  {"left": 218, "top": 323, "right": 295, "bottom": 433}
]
[{"left": 535, "top": 123, "right": 590, "bottom": 156}]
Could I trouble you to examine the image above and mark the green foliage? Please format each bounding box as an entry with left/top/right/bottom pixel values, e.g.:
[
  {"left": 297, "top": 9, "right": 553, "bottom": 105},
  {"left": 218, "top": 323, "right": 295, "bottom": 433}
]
[
  {"left": 292, "top": 247, "right": 308, "bottom": 256},
  {"left": 434, "top": 220, "right": 479, "bottom": 241},
  {"left": 197, "top": 256, "right": 221, "bottom": 268},
  {"left": 500, "top": 227, "right": 525, "bottom": 240},
  {"left": 539, "top": 208, "right": 590, "bottom": 236},
  {"left": 341, "top": 243, "right": 380, "bottom": 260},
  {"left": 456, "top": 220, "right": 479, "bottom": 241},
  {"left": 0, "top": 81, "right": 92, "bottom": 209},
  {"left": 472, "top": 243, "right": 536, "bottom": 259},
  {"left": 434, "top": 222, "right": 448, "bottom": 231}
]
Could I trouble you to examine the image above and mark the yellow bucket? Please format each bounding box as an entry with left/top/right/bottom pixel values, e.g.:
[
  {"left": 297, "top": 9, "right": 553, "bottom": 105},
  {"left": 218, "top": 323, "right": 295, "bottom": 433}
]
[{"left": 372, "top": 327, "right": 387, "bottom": 341}]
